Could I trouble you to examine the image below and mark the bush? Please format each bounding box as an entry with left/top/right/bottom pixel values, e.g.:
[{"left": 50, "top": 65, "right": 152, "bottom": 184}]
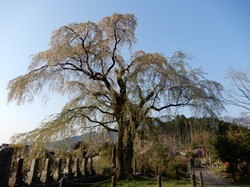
[
  {"left": 165, "top": 155, "right": 189, "bottom": 178},
  {"left": 93, "top": 146, "right": 113, "bottom": 175}
]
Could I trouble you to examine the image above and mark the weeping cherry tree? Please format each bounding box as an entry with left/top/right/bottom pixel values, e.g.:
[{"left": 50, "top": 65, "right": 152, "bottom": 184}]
[{"left": 8, "top": 13, "right": 224, "bottom": 179}]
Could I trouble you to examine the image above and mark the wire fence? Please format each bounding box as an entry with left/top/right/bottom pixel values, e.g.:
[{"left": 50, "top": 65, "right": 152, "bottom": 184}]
[
  {"left": 177, "top": 168, "right": 204, "bottom": 187},
  {"left": 59, "top": 171, "right": 202, "bottom": 187},
  {"left": 178, "top": 169, "right": 191, "bottom": 181},
  {"left": 60, "top": 176, "right": 113, "bottom": 187},
  {"left": 67, "top": 179, "right": 112, "bottom": 186}
]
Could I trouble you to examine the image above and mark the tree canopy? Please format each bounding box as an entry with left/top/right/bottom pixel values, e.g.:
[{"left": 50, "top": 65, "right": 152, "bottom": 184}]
[
  {"left": 8, "top": 13, "right": 224, "bottom": 179},
  {"left": 209, "top": 122, "right": 250, "bottom": 180}
]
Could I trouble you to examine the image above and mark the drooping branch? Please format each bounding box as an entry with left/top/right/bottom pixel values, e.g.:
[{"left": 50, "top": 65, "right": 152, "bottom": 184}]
[
  {"left": 150, "top": 101, "right": 193, "bottom": 112},
  {"left": 139, "top": 91, "right": 154, "bottom": 108},
  {"left": 61, "top": 26, "right": 103, "bottom": 80},
  {"left": 57, "top": 105, "right": 118, "bottom": 132},
  {"left": 79, "top": 105, "right": 114, "bottom": 116},
  {"left": 79, "top": 113, "right": 118, "bottom": 132},
  {"left": 106, "top": 28, "right": 121, "bottom": 76},
  {"left": 94, "top": 93, "right": 111, "bottom": 107}
]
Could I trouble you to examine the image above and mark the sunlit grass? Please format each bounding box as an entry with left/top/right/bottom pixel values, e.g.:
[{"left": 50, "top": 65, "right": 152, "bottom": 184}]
[
  {"left": 115, "top": 180, "right": 190, "bottom": 187},
  {"left": 68, "top": 176, "right": 191, "bottom": 187},
  {"left": 97, "top": 178, "right": 191, "bottom": 187}
]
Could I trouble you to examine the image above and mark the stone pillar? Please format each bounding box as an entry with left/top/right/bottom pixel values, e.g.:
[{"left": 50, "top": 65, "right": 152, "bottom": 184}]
[
  {"left": 25, "top": 158, "right": 39, "bottom": 185},
  {"left": 82, "top": 157, "right": 89, "bottom": 176},
  {"left": 53, "top": 158, "right": 62, "bottom": 182},
  {"left": 40, "top": 158, "right": 51, "bottom": 183},
  {"left": 79, "top": 158, "right": 83, "bottom": 174},
  {"left": 9, "top": 158, "right": 24, "bottom": 187},
  {"left": 64, "top": 158, "right": 72, "bottom": 174},
  {"left": 73, "top": 158, "right": 81, "bottom": 177},
  {"left": 0, "top": 146, "right": 14, "bottom": 187},
  {"left": 90, "top": 157, "right": 94, "bottom": 175}
]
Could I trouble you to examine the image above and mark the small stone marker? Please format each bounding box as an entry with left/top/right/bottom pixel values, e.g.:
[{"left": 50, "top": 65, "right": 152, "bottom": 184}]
[
  {"left": 54, "top": 158, "right": 62, "bottom": 181},
  {"left": 25, "top": 158, "right": 39, "bottom": 185},
  {"left": 40, "top": 158, "right": 51, "bottom": 183},
  {"left": 9, "top": 158, "right": 24, "bottom": 187}
]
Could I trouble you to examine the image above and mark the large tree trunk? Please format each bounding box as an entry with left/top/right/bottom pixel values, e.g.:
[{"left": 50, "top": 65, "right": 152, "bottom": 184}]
[
  {"left": 112, "top": 71, "right": 136, "bottom": 179},
  {"left": 116, "top": 120, "right": 135, "bottom": 179}
]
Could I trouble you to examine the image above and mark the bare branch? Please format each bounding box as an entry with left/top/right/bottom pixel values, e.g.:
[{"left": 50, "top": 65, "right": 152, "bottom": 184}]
[
  {"left": 150, "top": 100, "right": 193, "bottom": 112},
  {"left": 226, "top": 69, "right": 250, "bottom": 113}
]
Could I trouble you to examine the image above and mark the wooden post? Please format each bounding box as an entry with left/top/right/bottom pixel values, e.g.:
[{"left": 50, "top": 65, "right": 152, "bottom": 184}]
[
  {"left": 157, "top": 175, "right": 161, "bottom": 187},
  {"left": 176, "top": 168, "right": 179, "bottom": 180},
  {"left": 191, "top": 170, "right": 196, "bottom": 187},
  {"left": 133, "top": 158, "right": 137, "bottom": 176},
  {"left": 112, "top": 175, "right": 116, "bottom": 187},
  {"left": 199, "top": 171, "right": 204, "bottom": 187},
  {"left": 112, "top": 145, "right": 116, "bottom": 168}
]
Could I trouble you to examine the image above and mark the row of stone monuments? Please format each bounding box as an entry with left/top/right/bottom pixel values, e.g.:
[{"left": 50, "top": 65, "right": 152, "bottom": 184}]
[
  {"left": 0, "top": 144, "right": 95, "bottom": 187},
  {"left": 9, "top": 157, "right": 94, "bottom": 186}
]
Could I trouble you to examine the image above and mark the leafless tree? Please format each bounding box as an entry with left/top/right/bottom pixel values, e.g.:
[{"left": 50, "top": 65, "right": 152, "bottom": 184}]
[{"left": 226, "top": 68, "right": 250, "bottom": 124}]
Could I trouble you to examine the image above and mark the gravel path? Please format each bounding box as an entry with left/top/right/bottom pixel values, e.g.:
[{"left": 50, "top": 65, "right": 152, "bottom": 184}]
[{"left": 193, "top": 167, "right": 247, "bottom": 187}]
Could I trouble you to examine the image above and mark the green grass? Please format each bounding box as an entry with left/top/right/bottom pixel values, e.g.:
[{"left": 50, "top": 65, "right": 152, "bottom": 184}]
[
  {"left": 97, "top": 178, "right": 190, "bottom": 187},
  {"left": 69, "top": 176, "right": 191, "bottom": 187},
  {"left": 115, "top": 180, "right": 191, "bottom": 187}
]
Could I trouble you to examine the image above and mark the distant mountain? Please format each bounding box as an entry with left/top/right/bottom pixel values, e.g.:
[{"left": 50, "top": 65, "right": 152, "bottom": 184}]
[
  {"left": 49, "top": 130, "right": 117, "bottom": 150},
  {"left": 220, "top": 116, "right": 250, "bottom": 127}
]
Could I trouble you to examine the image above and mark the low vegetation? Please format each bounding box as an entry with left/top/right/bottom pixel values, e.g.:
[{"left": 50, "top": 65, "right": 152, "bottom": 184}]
[{"left": 80, "top": 178, "right": 191, "bottom": 187}]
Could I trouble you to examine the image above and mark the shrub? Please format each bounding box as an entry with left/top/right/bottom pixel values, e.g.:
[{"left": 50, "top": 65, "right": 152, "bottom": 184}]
[{"left": 165, "top": 155, "right": 189, "bottom": 178}]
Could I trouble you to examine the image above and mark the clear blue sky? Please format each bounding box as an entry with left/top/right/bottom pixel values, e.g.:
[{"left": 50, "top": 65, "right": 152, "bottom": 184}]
[{"left": 0, "top": 0, "right": 250, "bottom": 143}]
